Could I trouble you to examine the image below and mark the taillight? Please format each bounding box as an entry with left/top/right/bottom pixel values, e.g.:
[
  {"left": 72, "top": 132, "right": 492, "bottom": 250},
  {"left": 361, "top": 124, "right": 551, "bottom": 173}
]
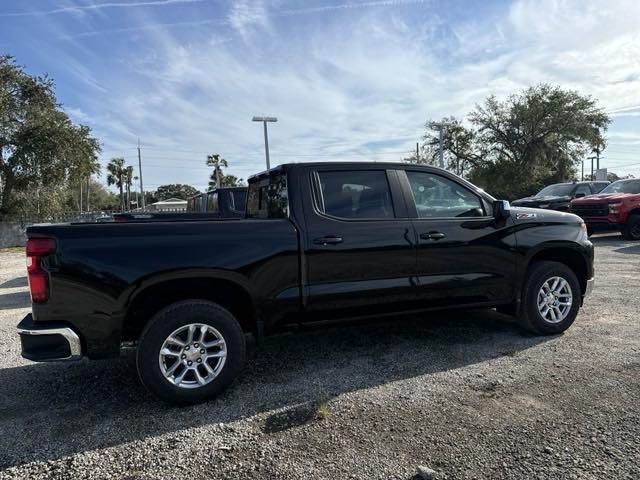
[{"left": 26, "top": 238, "right": 56, "bottom": 303}]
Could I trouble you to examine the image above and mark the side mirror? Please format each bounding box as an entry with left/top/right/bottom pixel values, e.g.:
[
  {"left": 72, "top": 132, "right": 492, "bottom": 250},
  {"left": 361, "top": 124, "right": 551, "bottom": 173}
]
[
  {"left": 575, "top": 193, "right": 585, "bottom": 198},
  {"left": 492, "top": 200, "right": 511, "bottom": 220}
]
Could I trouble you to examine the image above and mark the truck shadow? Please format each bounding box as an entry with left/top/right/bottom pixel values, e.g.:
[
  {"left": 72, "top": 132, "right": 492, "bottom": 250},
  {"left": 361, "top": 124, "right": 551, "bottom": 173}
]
[
  {"left": 0, "top": 310, "right": 551, "bottom": 469},
  {"left": 589, "top": 234, "right": 640, "bottom": 254},
  {"left": 0, "top": 276, "right": 27, "bottom": 289},
  {"left": 0, "top": 290, "right": 30, "bottom": 310}
]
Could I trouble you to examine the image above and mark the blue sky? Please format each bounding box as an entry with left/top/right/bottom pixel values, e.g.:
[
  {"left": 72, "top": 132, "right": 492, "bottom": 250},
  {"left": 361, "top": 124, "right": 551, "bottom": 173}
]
[{"left": 1, "top": 0, "right": 639, "bottom": 192}]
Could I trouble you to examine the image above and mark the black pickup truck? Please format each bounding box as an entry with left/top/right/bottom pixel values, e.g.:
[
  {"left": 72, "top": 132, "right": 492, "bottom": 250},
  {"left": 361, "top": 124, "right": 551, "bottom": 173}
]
[{"left": 18, "top": 162, "right": 594, "bottom": 404}]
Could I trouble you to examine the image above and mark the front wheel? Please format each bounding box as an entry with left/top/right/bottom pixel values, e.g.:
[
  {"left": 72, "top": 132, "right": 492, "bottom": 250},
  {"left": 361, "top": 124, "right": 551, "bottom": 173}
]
[
  {"left": 622, "top": 214, "right": 640, "bottom": 240},
  {"left": 136, "top": 300, "right": 246, "bottom": 405},
  {"left": 518, "top": 261, "right": 581, "bottom": 335}
]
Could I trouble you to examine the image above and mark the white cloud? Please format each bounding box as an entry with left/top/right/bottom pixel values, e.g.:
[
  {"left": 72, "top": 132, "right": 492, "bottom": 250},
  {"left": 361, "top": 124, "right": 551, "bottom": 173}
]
[
  {"left": 53, "top": 0, "right": 640, "bottom": 189},
  {"left": 0, "top": 0, "right": 206, "bottom": 17}
]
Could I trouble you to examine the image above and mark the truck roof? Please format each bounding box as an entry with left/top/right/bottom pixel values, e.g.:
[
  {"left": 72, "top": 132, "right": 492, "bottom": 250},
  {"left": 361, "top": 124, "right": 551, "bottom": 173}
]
[{"left": 247, "top": 161, "right": 449, "bottom": 182}]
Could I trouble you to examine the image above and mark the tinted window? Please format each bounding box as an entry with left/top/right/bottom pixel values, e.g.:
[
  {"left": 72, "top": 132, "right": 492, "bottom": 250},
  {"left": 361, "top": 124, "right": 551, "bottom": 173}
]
[
  {"left": 315, "top": 170, "right": 394, "bottom": 219},
  {"left": 600, "top": 179, "right": 640, "bottom": 194},
  {"left": 575, "top": 185, "right": 591, "bottom": 196},
  {"left": 593, "top": 182, "right": 609, "bottom": 193},
  {"left": 537, "top": 184, "right": 574, "bottom": 197},
  {"left": 406, "top": 171, "right": 484, "bottom": 218},
  {"left": 230, "top": 190, "right": 247, "bottom": 212},
  {"left": 206, "top": 192, "right": 219, "bottom": 212},
  {"left": 246, "top": 174, "right": 288, "bottom": 219}
]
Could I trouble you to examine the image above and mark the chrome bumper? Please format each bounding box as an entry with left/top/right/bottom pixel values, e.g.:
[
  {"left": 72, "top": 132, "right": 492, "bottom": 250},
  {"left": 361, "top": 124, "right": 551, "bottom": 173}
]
[
  {"left": 18, "top": 314, "right": 82, "bottom": 361},
  {"left": 584, "top": 277, "right": 594, "bottom": 297}
]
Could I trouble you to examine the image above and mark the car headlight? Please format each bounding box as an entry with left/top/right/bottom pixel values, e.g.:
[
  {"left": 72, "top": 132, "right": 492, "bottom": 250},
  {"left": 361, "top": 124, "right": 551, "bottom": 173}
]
[{"left": 609, "top": 202, "right": 622, "bottom": 215}]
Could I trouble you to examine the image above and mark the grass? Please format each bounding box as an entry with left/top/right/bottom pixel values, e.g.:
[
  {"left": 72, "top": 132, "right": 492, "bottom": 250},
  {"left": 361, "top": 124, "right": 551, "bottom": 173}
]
[{"left": 314, "top": 396, "right": 331, "bottom": 421}]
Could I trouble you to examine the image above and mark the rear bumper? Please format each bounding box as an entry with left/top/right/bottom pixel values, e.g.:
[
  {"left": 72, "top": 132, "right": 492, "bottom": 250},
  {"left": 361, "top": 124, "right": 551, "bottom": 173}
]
[{"left": 17, "top": 314, "right": 83, "bottom": 362}]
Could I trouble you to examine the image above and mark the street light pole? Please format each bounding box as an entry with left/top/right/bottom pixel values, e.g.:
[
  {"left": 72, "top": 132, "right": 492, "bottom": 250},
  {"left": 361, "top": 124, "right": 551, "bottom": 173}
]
[
  {"left": 429, "top": 121, "right": 452, "bottom": 169},
  {"left": 252, "top": 116, "right": 277, "bottom": 170}
]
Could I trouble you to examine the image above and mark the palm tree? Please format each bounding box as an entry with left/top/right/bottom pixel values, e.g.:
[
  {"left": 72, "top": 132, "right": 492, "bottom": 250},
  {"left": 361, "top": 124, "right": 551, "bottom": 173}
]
[
  {"left": 124, "top": 165, "right": 134, "bottom": 210},
  {"left": 206, "top": 154, "right": 228, "bottom": 189},
  {"left": 106, "top": 157, "right": 126, "bottom": 212}
]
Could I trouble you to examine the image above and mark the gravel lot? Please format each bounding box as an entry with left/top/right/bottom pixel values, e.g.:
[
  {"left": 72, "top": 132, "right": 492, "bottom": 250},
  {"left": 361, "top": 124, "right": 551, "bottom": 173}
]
[{"left": 0, "top": 234, "right": 639, "bottom": 479}]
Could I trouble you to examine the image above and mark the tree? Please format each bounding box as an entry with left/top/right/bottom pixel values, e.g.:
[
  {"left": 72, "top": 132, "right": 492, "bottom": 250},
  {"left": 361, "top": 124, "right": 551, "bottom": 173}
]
[
  {"left": 208, "top": 173, "right": 245, "bottom": 190},
  {"left": 206, "top": 154, "right": 228, "bottom": 189},
  {"left": 124, "top": 165, "right": 134, "bottom": 210},
  {"left": 420, "top": 84, "right": 610, "bottom": 199},
  {"left": 106, "top": 157, "right": 126, "bottom": 212},
  {"left": 0, "top": 55, "right": 101, "bottom": 213},
  {"left": 154, "top": 184, "right": 199, "bottom": 201}
]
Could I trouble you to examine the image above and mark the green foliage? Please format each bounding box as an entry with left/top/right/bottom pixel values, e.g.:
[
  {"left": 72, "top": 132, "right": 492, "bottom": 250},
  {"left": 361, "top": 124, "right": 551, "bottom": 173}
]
[
  {"left": 206, "top": 153, "right": 245, "bottom": 189},
  {"left": 154, "top": 184, "right": 199, "bottom": 201},
  {"left": 106, "top": 157, "right": 126, "bottom": 211},
  {"left": 418, "top": 84, "right": 610, "bottom": 200},
  {"left": 0, "top": 55, "right": 101, "bottom": 213}
]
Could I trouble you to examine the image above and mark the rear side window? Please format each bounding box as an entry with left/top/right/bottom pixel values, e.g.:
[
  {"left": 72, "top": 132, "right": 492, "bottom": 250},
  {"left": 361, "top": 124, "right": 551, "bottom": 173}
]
[
  {"left": 246, "top": 174, "right": 288, "bottom": 219},
  {"left": 230, "top": 190, "right": 247, "bottom": 212},
  {"left": 406, "top": 171, "right": 484, "bottom": 218},
  {"left": 207, "top": 192, "right": 219, "bottom": 213},
  {"left": 314, "top": 170, "right": 394, "bottom": 219}
]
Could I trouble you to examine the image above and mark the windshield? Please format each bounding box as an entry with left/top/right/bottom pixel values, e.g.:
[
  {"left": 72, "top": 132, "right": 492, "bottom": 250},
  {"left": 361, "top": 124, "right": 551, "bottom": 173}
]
[
  {"left": 536, "top": 184, "right": 574, "bottom": 197},
  {"left": 600, "top": 179, "right": 640, "bottom": 194}
]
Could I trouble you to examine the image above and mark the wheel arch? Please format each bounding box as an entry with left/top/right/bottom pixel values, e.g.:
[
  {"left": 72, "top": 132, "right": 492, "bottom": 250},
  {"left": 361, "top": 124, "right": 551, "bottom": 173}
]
[
  {"left": 524, "top": 244, "right": 590, "bottom": 296},
  {"left": 120, "top": 270, "right": 258, "bottom": 342}
]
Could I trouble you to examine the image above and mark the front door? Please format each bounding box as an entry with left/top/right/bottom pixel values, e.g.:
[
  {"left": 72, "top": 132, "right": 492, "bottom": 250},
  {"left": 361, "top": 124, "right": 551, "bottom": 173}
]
[
  {"left": 399, "top": 169, "right": 517, "bottom": 308},
  {"left": 302, "top": 166, "right": 417, "bottom": 321}
]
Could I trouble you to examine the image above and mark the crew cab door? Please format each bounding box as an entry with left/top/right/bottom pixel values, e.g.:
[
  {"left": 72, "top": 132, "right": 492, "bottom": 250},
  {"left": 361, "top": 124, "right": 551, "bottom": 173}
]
[
  {"left": 398, "top": 169, "right": 516, "bottom": 307},
  {"left": 301, "top": 166, "right": 416, "bottom": 321}
]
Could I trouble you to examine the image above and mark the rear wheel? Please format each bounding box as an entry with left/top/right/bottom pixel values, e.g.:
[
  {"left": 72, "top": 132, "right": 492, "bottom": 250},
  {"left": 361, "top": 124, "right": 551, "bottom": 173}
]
[
  {"left": 137, "top": 300, "right": 246, "bottom": 405},
  {"left": 622, "top": 214, "right": 640, "bottom": 240},
  {"left": 518, "top": 261, "right": 581, "bottom": 335}
]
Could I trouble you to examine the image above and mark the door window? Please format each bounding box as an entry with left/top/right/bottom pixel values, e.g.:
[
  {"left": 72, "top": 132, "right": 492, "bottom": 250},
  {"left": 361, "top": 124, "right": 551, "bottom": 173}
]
[
  {"left": 315, "top": 170, "right": 395, "bottom": 219},
  {"left": 406, "top": 171, "right": 484, "bottom": 218},
  {"left": 575, "top": 185, "right": 591, "bottom": 196}
]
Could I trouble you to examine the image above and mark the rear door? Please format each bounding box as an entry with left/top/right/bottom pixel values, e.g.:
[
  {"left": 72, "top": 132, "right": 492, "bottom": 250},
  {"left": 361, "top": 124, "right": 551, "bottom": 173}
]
[
  {"left": 399, "top": 168, "right": 516, "bottom": 308},
  {"left": 301, "top": 166, "right": 417, "bottom": 321}
]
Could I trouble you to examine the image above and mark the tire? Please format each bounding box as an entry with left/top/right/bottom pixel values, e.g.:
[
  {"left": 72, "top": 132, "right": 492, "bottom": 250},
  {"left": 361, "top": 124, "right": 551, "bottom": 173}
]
[
  {"left": 622, "top": 214, "right": 640, "bottom": 241},
  {"left": 518, "top": 261, "right": 581, "bottom": 335},
  {"left": 136, "top": 300, "right": 246, "bottom": 405}
]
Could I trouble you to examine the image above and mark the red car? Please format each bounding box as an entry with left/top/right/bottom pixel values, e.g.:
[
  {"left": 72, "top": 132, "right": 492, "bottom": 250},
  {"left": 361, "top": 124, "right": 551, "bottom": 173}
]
[{"left": 570, "top": 179, "right": 640, "bottom": 239}]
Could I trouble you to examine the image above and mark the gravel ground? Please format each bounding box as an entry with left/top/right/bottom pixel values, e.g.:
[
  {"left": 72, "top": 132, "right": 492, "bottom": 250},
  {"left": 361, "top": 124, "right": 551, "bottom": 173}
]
[{"left": 0, "top": 234, "right": 638, "bottom": 479}]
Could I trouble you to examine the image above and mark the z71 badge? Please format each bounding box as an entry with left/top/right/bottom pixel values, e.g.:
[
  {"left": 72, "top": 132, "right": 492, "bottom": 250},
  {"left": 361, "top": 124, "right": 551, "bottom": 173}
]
[{"left": 516, "top": 212, "right": 537, "bottom": 219}]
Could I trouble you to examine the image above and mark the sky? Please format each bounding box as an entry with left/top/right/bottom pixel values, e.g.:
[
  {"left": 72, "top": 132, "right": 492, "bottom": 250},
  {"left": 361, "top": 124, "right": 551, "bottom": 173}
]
[{"left": 1, "top": 0, "right": 639, "bottom": 192}]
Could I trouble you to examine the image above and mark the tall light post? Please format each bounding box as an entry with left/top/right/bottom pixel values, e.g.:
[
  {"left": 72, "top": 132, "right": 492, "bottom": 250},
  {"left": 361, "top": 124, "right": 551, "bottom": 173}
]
[
  {"left": 252, "top": 116, "right": 277, "bottom": 170},
  {"left": 429, "top": 121, "right": 452, "bottom": 169}
]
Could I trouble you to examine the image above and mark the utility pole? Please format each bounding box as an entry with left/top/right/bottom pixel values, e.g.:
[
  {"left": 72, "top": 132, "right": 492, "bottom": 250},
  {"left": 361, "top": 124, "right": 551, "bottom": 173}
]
[
  {"left": 416, "top": 142, "right": 419, "bottom": 162},
  {"left": 581, "top": 160, "right": 584, "bottom": 181},
  {"left": 138, "top": 139, "right": 146, "bottom": 211},
  {"left": 79, "top": 181, "right": 83, "bottom": 212},
  {"left": 252, "top": 116, "right": 278, "bottom": 170},
  {"left": 589, "top": 156, "right": 596, "bottom": 181}
]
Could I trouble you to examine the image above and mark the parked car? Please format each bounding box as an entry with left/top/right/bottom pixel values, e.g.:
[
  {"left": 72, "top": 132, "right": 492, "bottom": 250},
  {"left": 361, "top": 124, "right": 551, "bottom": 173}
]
[
  {"left": 186, "top": 187, "right": 247, "bottom": 218},
  {"left": 570, "top": 178, "right": 640, "bottom": 239},
  {"left": 511, "top": 181, "right": 609, "bottom": 211},
  {"left": 17, "top": 163, "right": 594, "bottom": 404}
]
